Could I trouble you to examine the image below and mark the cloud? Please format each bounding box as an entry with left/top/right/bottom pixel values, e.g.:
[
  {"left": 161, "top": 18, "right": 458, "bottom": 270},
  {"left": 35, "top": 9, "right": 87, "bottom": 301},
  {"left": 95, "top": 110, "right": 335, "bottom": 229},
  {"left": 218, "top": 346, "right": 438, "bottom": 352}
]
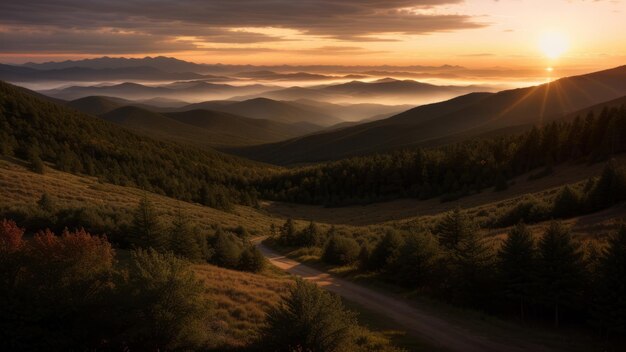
[
  {"left": 0, "top": 0, "right": 485, "bottom": 54},
  {"left": 0, "top": 27, "right": 196, "bottom": 54}
]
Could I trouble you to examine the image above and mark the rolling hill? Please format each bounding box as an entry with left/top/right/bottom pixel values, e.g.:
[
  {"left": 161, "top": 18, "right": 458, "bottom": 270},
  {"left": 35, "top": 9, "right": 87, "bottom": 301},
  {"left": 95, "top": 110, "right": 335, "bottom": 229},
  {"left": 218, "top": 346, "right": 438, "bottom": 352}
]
[
  {"left": 66, "top": 96, "right": 133, "bottom": 115},
  {"left": 230, "top": 65, "right": 626, "bottom": 164},
  {"left": 234, "top": 78, "right": 486, "bottom": 104},
  {"left": 212, "top": 98, "right": 341, "bottom": 126},
  {"left": 99, "top": 105, "right": 321, "bottom": 147},
  {"left": 41, "top": 81, "right": 274, "bottom": 101}
]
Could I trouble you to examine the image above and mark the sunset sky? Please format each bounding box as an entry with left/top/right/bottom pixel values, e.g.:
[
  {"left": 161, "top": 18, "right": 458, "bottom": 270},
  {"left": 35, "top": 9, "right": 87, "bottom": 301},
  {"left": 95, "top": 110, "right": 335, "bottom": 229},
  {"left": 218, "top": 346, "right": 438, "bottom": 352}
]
[{"left": 1, "top": 0, "right": 624, "bottom": 72}]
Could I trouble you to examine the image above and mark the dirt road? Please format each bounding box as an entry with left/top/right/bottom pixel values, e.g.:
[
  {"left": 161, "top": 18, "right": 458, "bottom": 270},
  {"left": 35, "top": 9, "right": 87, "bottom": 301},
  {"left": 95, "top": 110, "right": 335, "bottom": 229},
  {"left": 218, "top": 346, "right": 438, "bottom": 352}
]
[{"left": 257, "top": 242, "right": 553, "bottom": 352}]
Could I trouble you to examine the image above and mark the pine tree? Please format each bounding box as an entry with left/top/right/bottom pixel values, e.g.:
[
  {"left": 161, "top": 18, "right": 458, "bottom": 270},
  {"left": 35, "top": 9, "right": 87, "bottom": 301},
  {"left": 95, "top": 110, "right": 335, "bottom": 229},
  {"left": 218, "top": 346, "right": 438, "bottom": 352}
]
[
  {"left": 238, "top": 246, "right": 265, "bottom": 273},
  {"left": 279, "top": 218, "right": 297, "bottom": 246},
  {"left": 300, "top": 221, "right": 322, "bottom": 247},
  {"left": 435, "top": 207, "right": 476, "bottom": 250},
  {"left": 498, "top": 223, "right": 536, "bottom": 322},
  {"left": 392, "top": 231, "right": 441, "bottom": 287},
  {"left": 169, "top": 208, "right": 202, "bottom": 262},
  {"left": 263, "top": 279, "right": 356, "bottom": 352},
  {"left": 211, "top": 230, "right": 242, "bottom": 268},
  {"left": 592, "top": 225, "right": 626, "bottom": 337},
  {"left": 552, "top": 185, "right": 582, "bottom": 218},
  {"left": 37, "top": 193, "right": 56, "bottom": 213},
  {"left": 369, "top": 229, "right": 404, "bottom": 270},
  {"left": 130, "top": 195, "right": 166, "bottom": 250},
  {"left": 537, "top": 222, "right": 584, "bottom": 328},
  {"left": 449, "top": 230, "right": 495, "bottom": 307},
  {"left": 28, "top": 147, "right": 45, "bottom": 174},
  {"left": 589, "top": 160, "right": 626, "bottom": 209}
]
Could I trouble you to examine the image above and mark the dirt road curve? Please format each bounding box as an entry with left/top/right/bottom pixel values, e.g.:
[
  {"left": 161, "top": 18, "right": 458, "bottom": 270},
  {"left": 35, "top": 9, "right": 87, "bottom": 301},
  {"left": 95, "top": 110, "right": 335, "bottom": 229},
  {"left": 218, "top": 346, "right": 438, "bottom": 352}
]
[{"left": 257, "top": 242, "right": 553, "bottom": 352}]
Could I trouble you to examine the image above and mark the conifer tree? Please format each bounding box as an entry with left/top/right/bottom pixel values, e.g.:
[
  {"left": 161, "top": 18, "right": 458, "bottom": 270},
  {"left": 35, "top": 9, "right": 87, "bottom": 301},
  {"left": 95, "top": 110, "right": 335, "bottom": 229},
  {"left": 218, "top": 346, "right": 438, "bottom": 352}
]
[
  {"left": 279, "top": 218, "right": 297, "bottom": 246},
  {"left": 537, "top": 222, "right": 584, "bottom": 328},
  {"left": 392, "top": 231, "right": 441, "bottom": 287},
  {"left": 37, "top": 193, "right": 56, "bottom": 213},
  {"left": 211, "top": 230, "right": 241, "bottom": 268},
  {"left": 498, "top": 223, "right": 536, "bottom": 322},
  {"left": 263, "top": 279, "right": 356, "bottom": 352},
  {"left": 370, "top": 229, "right": 404, "bottom": 270},
  {"left": 130, "top": 195, "right": 166, "bottom": 250},
  {"left": 28, "top": 147, "right": 45, "bottom": 174},
  {"left": 238, "top": 246, "right": 265, "bottom": 273},
  {"left": 449, "top": 230, "right": 495, "bottom": 307},
  {"left": 552, "top": 185, "right": 582, "bottom": 218},
  {"left": 592, "top": 225, "right": 626, "bottom": 337},
  {"left": 435, "top": 207, "right": 476, "bottom": 250},
  {"left": 169, "top": 208, "right": 203, "bottom": 262},
  {"left": 301, "top": 221, "right": 321, "bottom": 247}
]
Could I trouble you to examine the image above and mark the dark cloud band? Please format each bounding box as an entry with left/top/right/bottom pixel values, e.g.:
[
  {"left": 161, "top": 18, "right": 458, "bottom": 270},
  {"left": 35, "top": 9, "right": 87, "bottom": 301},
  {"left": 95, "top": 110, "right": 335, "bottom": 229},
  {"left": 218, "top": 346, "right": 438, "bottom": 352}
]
[{"left": 0, "top": 0, "right": 484, "bottom": 54}]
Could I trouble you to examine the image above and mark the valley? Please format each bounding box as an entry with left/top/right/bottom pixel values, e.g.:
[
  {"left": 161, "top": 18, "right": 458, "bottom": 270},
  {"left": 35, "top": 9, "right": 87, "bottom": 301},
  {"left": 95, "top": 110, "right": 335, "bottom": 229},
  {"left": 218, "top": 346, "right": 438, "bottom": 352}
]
[{"left": 1, "top": 19, "right": 626, "bottom": 350}]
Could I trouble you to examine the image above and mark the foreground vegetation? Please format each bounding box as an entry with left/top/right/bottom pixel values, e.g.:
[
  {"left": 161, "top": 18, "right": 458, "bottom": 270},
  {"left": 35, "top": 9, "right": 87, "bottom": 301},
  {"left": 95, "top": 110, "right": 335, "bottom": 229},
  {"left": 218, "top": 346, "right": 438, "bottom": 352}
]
[
  {"left": 0, "top": 219, "right": 404, "bottom": 351},
  {"left": 269, "top": 204, "right": 626, "bottom": 348}
]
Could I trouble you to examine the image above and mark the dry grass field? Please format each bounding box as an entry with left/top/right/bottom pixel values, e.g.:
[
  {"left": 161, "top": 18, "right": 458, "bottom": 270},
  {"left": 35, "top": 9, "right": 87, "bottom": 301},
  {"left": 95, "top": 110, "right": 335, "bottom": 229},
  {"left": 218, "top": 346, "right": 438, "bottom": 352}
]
[
  {"left": 193, "top": 264, "right": 292, "bottom": 349},
  {"left": 0, "top": 156, "right": 290, "bottom": 234}
]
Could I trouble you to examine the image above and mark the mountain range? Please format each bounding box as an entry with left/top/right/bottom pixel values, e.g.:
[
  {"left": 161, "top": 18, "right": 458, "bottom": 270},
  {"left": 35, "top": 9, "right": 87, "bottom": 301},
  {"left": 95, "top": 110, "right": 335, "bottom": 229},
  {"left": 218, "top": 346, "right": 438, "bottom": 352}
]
[{"left": 230, "top": 65, "right": 626, "bottom": 164}]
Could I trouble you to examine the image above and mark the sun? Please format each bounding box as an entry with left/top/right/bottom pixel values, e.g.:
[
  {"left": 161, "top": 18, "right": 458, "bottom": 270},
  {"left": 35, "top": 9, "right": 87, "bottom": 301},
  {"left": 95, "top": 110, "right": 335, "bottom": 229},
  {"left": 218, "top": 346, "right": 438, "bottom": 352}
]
[{"left": 539, "top": 32, "right": 569, "bottom": 59}]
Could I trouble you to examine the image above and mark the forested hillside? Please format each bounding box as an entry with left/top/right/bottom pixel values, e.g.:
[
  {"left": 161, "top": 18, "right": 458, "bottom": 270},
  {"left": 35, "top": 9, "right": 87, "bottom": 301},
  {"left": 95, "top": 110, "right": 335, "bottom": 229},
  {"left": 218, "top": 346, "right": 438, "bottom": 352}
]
[
  {"left": 0, "top": 81, "right": 273, "bottom": 210},
  {"left": 259, "top": 105, "right": 626, "bottom": 206}
]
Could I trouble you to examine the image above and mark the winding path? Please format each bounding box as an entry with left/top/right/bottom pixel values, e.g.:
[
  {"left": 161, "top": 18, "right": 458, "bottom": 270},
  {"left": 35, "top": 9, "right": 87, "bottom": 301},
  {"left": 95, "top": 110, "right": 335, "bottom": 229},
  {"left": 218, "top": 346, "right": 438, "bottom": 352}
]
[{"left": 256, "top": 241, "right": 553, "bottom": 352}]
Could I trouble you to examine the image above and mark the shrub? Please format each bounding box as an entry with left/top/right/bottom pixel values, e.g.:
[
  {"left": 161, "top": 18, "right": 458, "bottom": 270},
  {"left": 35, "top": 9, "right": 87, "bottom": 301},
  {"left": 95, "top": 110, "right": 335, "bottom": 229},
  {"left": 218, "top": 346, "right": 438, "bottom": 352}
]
[
  {"left": 369, "top": 230, "right": 404, "bottom": 270},
  {"left": 495, "top": 196, "right": 551, "bottom": 227},
  {"left": 552, "top": 186, "right": 582, "bottom": 218},
  {"left": 262, "top": 279, "right": 356, "bottom": 352},
  {"left": 389, "top": 232, "right": 441, "bottom": 288},
  {"left": 239, "top": 246, "right": 266, "bottom": 273},
  {"left": 120, "top": 249, "right": 211, "bottom": 350},
  {"left": 322, "top": 235, "right": 360, "bottom": 265}
]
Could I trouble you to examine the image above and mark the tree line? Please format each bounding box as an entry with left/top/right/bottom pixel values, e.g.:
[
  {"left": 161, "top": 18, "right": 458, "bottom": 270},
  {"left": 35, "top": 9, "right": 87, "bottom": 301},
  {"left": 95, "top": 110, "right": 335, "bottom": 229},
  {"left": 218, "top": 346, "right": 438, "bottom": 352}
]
[
  {"left": 489, "top": 160, "right": 626, "bottom": 227},
  {"left": 0, "top": 193, "right": 266, "bottom": 274},
  {"left": 271, "top": 215, "right": 626, "bottom": 342},
  {"left": 259, "top": 106, "right": 626, "bottom": 206}
]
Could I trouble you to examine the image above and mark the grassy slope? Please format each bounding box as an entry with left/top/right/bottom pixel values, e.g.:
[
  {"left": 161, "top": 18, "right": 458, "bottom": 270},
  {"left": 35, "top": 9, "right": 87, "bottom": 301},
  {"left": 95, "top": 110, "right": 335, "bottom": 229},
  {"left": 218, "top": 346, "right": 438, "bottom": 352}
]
[
  {"left": 0, "top": 157, "right": 283, "bottom": 233},
  {"left": 192, "top": 263, "right": 291, "bottom": 349}
]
